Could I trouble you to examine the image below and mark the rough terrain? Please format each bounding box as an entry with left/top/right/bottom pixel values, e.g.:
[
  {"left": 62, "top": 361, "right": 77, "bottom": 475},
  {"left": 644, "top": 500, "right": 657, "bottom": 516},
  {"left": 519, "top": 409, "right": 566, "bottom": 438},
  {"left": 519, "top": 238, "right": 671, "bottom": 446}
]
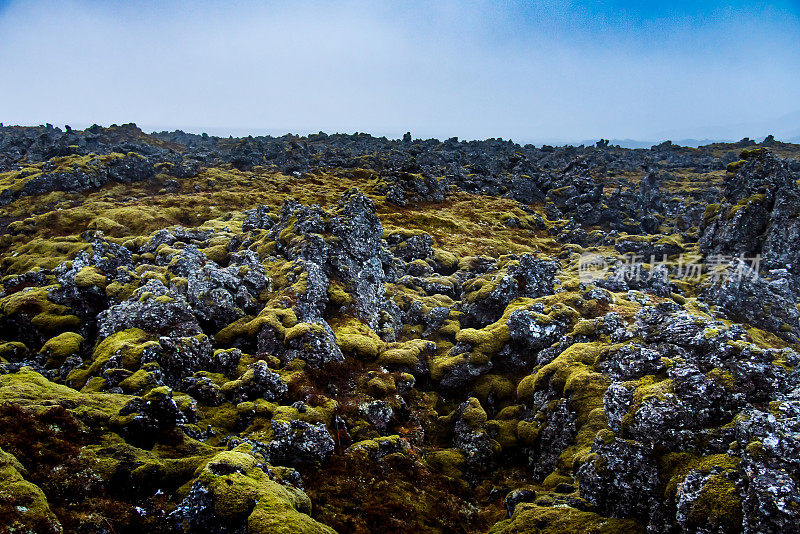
[{"left": 0, "top": 123, "right": 799, "bottom": 533}]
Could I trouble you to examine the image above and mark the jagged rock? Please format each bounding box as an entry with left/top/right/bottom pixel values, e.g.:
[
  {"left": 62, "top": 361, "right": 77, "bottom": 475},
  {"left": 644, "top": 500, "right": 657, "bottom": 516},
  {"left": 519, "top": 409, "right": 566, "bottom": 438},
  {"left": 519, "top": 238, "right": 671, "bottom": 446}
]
[
  {"left": 144, "top": 334, "right": 214, "bottom": 388},
  {"left": 736, "top": 402, "right": 800, "bottom": 533},
  {"left": 525, "top": 400, "right": 577, "bottom": 481},
  {"left": 115, "top": 386, "right": 194, "bottom": 445},
  {"left": 596, "top": 261, "right": 671, "bottom": 296},
  {"left": 241, "top": 205, "right": 274, "bottom": 232},
  {"left": 385, "top": 231, "right": 435, "bottom": 261},
  {"left": 450, "top": 398, "right": 500, "bottom": 474},
  {"left": 268, "top": 190, "right": 401, "bottom": 338},
  {"left": 141, "top": 226, "right": 215, "bottom": 254},
  {"left": 361, "top": 400, "right": 394, "bottom": 434},
  {"left": 223, "top": 360, "right": 288, "bottom": 403},
  {"left": 97, "top": 279, "right": 201, "bottom": 339},
  {"left": 507, "top": 307, "right": 569, "bottom": 357},
  {"left": 598, "top": 343, "right": 665, "bottom": 381},
  {"left": 463, "top": 254, "right": 559, "bottom": 327},
  {"left": 577, "top": 434, "right": 660, "bottom": 520},
  {"left": 181, "top": 376, "right": 223, "bottom": 406},
  {"left": 256, "top": 320, "right": 344, "bottom": 367},
  {"left": 166, "top": 246, "right": 268, "bottom": 330},
  {"left": 703, "top": 258, "right": 800, "bottom": 342},
  {"left": 0, "top": 153, "right": 155, "bottom": 206},
  {"left": 266, "top": 420, "right": 335, "bottom": 467},
  {"left": 701, "top": 149, "right": 800, "bottom": 281}
]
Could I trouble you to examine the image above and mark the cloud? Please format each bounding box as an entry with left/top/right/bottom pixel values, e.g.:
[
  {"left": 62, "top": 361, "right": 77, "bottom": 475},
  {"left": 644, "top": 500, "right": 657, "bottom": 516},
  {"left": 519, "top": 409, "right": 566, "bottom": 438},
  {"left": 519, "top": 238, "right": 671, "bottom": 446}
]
[{"left": 0, "top": 0, "right": 798, "bottom": 143}]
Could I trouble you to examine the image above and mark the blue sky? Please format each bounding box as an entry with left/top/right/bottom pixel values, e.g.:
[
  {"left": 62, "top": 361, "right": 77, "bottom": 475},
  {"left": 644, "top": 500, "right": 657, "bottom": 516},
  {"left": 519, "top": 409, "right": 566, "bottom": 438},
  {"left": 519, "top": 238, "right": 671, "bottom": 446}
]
[{"left": 0, "top": 1, "right": 798, "bottom": 143}]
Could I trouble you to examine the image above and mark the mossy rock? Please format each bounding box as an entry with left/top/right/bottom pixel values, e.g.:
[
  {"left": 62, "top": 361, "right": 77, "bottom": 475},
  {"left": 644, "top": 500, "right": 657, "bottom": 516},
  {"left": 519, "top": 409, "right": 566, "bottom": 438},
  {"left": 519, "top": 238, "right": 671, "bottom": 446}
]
[
  {"left": 0, "top": 368, "right": 128, "bottom": 423},
  {"left": 333, "top": 319, "right": 384, "bottom": 359},
  {"left": 178, "top": 446, "right": 336, "bottom": 534},
  {"left": 426, "top": 448, "right": 466, "bottom": 479},
  {"left": 378, "top": 339, "right": 434, "bottom": 369},
  {"left": 39, "top": 331, "right": 83, "bottom": 367},
  {"left": 67, "top": 328, "right": 156, "bottom": 389},
  {"left": 489, "top": 503, "right": 643, "bottom": 533},
  {"left": 0, "top": 341, "right": 29, "bottom": 363},
  {"left": 0, "top": 447, "right": 62, "bottom": 534}
]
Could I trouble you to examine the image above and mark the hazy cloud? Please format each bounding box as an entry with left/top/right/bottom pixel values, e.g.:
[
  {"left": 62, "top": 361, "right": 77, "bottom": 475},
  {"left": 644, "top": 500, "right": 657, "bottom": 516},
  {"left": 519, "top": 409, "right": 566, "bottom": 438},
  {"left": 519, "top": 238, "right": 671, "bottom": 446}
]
[{"left": 0, "top": 0, "right": 798, "bottom": 143}]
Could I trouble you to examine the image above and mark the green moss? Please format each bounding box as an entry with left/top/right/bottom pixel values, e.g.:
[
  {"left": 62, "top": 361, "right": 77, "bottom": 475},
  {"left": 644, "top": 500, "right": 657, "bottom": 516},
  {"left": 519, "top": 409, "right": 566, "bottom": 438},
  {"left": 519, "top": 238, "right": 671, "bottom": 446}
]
[
  {"left": 365, "top": 373, "right": 397, "bottom": 397},
  {"left": 327, "top": 280, "right": 353, "bottom": 307},
  {"left": 31, "top": 312, "right": 82, "bottom": 334},
  {"left": 740, "top": 147, "right": 766, "bottom": 159},
  {"left": 204, "top": 244, "right": 230, "bottom": 264},
  {"left": 516, "top": 342, "right": 611, "bottom": 471},
  {"left": 516, "top": 342, "right": 606, "bottom": 402},
  {"left": 486, "top": 418, "right": 518, "bottom": 449},
  {"left": 686, "top": 474, "right": 743, "bottom": 530},
  {"left": 426, "top": 448, "right": 465, "bottom": 478},
  {"left": 0, "top": 368, "right": 128, "bottom": 422},
  {"left": 0, "top": 446, "right": 62, "bottom": 534},
  {"left": 333, "top": 319, "right": 384, "bottom": 359},
  {"left": 117, "top": 365, "right": 163, "bottom": 394},
  {"left": 378, "top": 339, "right": 433, "bottom": 368},
  {"left": 348, "top": 435, "right": 408, "bottom": 458},
  {"left": 1, "top": 286, "right": 64, "bottom": 319},
  {"left": 455, "top": 321, "right": 510, "bottom": 363},
  {"left": 460, "top": 397, "right": 488, "bottom": 428},
  {"left": 472, "top": 374, "right": 515, "bottom": 402},
  {"left": 489, "top": 503, "right": 643, "bottom": 534},
  {"left": 726, "top": 160, "right": 746, "bottom": 174},
  {"left": 572, "top": 319, "right": 595, "bottom": 337},
  {"left": 0, "top": 341, "right": 28, "bottom": 362},
  {"left": 67, "top": 328, "right": 154, "bottom": 390},
  {"left": 180, "top": 446, "right": 336, "bottom": 534},
  {"left": 515, "top": 420, "right": 542, "bottom": 445},
  {"left": 87, "top": 215, "right": 129, "bottom": 235},
  {"left": 703, "top": 203, "right": 720, "bottom": 222},
  {"left": 40, "top": 332, "right": 83, "bottom": 367},
  {"left": 433, "top": 248, "right": 459, "bottom": 270}
]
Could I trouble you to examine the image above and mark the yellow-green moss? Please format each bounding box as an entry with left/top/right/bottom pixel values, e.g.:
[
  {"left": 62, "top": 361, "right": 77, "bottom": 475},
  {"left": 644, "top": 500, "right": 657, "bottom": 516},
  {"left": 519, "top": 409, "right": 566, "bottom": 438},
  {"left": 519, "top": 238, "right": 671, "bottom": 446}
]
[
  {"left": 489, "top": 503, "right": 643, "bottom": 534},
  {"left": 472, "top": 374, "right": 515, "bottom": 402},
  {"left": 326, "top": 280, "right": 353, "bottom": 307},
  {"left": 39, "top": 331, "right": 83, "bottom": 367},
  {"left": 0, "top": 446, "right": 62, "bottom": 534},
  {"left": 181, "top": 446, "right": 336, "bottom": 534},
  {"left": 378, "top": 339, "right": 433, "bottom": 368},
  {"left": 67, "top": 328, "right": 155, "bottom": 390},
  {"left": 333, "top": 319, "right": 384, "bottom": 359},
  {"left": 426, "top": 448, "right": 466, "bottom": 479}
]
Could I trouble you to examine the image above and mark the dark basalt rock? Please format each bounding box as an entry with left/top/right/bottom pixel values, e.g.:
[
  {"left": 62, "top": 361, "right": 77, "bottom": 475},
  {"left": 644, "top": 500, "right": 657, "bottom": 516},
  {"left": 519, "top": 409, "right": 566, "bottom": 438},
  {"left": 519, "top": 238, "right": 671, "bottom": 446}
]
[
  {"left": 97, "top": 279, "right": 201, "bottom": 339},
  {"left": 524, "top": 400, "right": 577, "bottom": 481},
  {"left": 577, "top": 434, "right": 660, "bottom": 521},
  {"left": 701, "top": 149, "right": 800, "bottom": 282},
  {"left": 0, "top": 153, "right": 155, "bottom": 206},
  {"left": 241, "top": 204, "right": 275, "bottom": 232},
  {"left": 266, "top": 419, "right": 335, "bottom": 467},
  {"left": 224, "top": 360, "right": 288, "bottom": 403},
  {"left": 256, "top": 319, "right": 344, "bottom": 368},
  {"left": 462, "top": 254, "right": 559, "bottom": 328},
  {"left": 703, "top": 258, "right": 800, "bottom": 342},
  {"left": 115, "top": 386, "right": 195, "bottom": 445}
]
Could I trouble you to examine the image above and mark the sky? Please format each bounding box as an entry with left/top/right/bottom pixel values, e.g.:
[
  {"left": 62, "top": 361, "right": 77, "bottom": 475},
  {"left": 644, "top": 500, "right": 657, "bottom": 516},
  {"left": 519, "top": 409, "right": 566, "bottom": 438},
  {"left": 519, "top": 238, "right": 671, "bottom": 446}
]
[{"left": 0, "top": 0, "right": 799, "bottom": 144}]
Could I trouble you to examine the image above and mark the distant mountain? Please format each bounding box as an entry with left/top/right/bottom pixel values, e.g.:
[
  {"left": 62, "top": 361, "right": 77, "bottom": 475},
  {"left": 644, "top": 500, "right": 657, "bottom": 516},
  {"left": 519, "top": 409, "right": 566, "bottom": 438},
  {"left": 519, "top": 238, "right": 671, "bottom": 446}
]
[{"left": 648, "top": 110, "right": 800, "bottom": 145}]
